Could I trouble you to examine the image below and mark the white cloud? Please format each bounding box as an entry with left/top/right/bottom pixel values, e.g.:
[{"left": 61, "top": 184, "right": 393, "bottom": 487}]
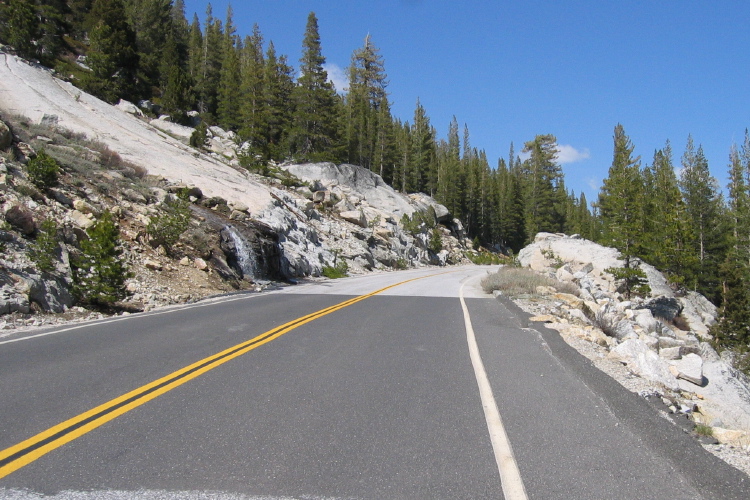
[
  {"left": 555, "top": 144, "right": 591, "bottom": 164},
  {"left": 515, "top": 143, "right": 590, "bottom": 165},
  {"left": 323, "top": 63, "right": 348, "bottom": 94}
]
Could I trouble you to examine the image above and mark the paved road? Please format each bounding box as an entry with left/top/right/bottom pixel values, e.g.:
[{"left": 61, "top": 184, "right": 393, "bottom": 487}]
[{"left": 0, "top": 266, "right": 747, "bottom": 499}]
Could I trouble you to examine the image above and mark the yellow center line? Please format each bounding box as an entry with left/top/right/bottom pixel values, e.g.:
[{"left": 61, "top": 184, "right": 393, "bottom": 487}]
[{"left": 0, "top": 271, "right": 453, "bottom": 479}]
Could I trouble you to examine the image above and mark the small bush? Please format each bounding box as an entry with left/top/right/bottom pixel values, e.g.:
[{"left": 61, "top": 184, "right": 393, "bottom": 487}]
[
  {"left": 322, "top": 260, "right": 348, "bottom": 279},
  {"left": 694, "top": 424, "right": 714, "bottom": 437},
  {"left": 605, "top": 264, "right": 651, "bottom": 299},
  {"left": 468, "top": 252, "right": 505, "bottom": 265},
  {"left": 400, "top": 207, "right": 437, "bottom": 236},
  {"left": 394, "top": 258, "right": 409, "bottom": 270},
  {"left": 146, "top": 196, "right": 191, "bottom": 253},
  {"left": 481, "top": 266, "right": 577, "bottom": 297},
  {"left": 26, "top": 149, "right": 60, "bottom": 189},
  {"left": 190, "top": 122, "right": 208, "bottom": 149},
  {"left": 72, "top": 211, "right": 131, "bottom": 307},
  {"left": 29, "top": 218, "right": 59, "bottom": 273},
  {"left": 429, "top": 227, "right": 442, "bottom": 254}
]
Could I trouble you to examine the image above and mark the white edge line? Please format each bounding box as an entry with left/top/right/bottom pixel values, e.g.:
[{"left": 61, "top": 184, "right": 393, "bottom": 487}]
[{"left": 460, "top": 282, "right": 529, "bottom": 500}]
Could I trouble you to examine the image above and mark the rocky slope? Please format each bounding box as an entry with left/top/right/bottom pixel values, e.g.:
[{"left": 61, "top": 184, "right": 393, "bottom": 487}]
[
  {"left": 0, "top": 51, "right": 472, "bottom": 329},
  {"left": 506, "top": 233, "right": 750, "bottom": 474}
]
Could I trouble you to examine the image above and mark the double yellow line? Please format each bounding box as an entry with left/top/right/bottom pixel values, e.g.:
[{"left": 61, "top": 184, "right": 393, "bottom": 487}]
[{"left": 0, "top": 273, "right": 440, "bottom": 479}]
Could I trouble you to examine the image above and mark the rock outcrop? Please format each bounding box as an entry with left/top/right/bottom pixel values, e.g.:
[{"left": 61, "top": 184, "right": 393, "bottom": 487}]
[{"left": 517, "top": 232, "right": 750, "bottom": 447}]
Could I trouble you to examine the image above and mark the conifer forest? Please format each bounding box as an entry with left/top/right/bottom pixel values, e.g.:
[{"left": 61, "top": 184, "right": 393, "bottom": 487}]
[{"left": 1, "top": 0, "right": 749, "bottom": 357}]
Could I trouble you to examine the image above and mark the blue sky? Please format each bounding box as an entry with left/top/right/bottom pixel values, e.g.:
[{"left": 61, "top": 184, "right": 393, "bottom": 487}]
[{"left": 183, "top": 1, "right": 750, "bottom": 201}]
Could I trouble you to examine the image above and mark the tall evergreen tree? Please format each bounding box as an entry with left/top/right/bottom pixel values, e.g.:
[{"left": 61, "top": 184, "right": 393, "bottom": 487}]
[
  {"left": 238, "top": 24, "right": 266, "bottom": 150},
  {"left": 216, "top": 6, "right": 241, "bottom": 130},
  {"left": 123, "top": 0, "right": 172, "bottom": 94},
  {"left": 679, "top": 135, "right": 726, "bottom": 301},
  {"left": 196, "top": 3, "right": 223, "bottom": 121},
  {"left": 82, "top": 0, "right": 140, "bottom": 102},
  {"left": 158, "top": 17, "right": 192, "bottom": 124},
  {"left": 345, "top": 34, "right": 389, "bottom": 171},
  {"left": 0, "top": 0, "right": 67, "bottom": 62},
  {"left": 288, "top": 12, "right": 340, "bottom": 161},
  {"left": 641, "top": 141, "right": 691, "bottom": 282},
  {"left": 263, "top": 41, "right": 295, "bottom": 161},
  {"left": 409, "top": 99, "right": 436, "bottom": 194},
  {"left": 597, "top": 124, "right": 644, "bottom": 258},
  {"left": 521, "top": 134, "right": 563, "bottom": 240}
]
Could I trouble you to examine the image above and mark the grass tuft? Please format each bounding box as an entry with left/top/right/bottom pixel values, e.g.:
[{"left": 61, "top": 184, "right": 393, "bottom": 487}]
[{"left": 481, "top": 267, "right": 578, "bottom": 297}]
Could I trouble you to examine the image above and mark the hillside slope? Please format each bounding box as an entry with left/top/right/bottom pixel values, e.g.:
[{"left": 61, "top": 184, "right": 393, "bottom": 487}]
[{"left": 0, "top": 50, "right": 473, "bottom": 328}]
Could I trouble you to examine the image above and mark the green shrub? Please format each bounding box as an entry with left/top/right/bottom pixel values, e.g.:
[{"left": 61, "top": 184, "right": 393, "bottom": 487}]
[
  {"left": 429, "top": 227, "right": 442, "bottom": 254},
  {"left": 72, "top": 211, "right": 131, "bottom": 307},
  {"left": 694, "top": 424, "right": 714, "bottom": 437},
  {"left": 146, "top": 196, "right": 191, "bottom": 253},
  {"left": 394, "top": 258, "right": 409, "bottom": 270},
  {"left": 190, "top": 123, "right": 208, "bottom": 149},
  {"left": 605, "top": 265, "right": 651, "bottom": 299},
  {"left": 26, "top": 149, "right": 60, "bottom": 189},
  {"left": 468, "top": 252, "right": 505, "bottom": 265},
  {"left": 322, "top": 260, "right": 348, "bottom": 279},
  {"left": 400, "top": 207, "right": 437, "bottom": 236},
  {"left": 29, "top": 218, "right": 59, "bottom": 273}
]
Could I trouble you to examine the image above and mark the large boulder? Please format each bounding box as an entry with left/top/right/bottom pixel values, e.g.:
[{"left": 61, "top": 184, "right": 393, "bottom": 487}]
[
  {"left": 408, "top": 192, "right": 451, "bottom": 222},
  {"left": 5, "top": 205, "right": 36, "bottom": 235},
  {"left": 608, "top": 338, "right": 681, "bottom": 390}
]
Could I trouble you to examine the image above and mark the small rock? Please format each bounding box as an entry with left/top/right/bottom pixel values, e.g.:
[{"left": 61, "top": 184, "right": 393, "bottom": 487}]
[
  {"left": 144, "top": 259, "right": 162, "bottom": 271},
  {"left": 179, "top": 256, "right": 191, "bottom": 266},
  {"left": 195, "top": 258, "right": 208, "bottom": 271},
  {"left": 340, "top": 210, "right": 367, "bottom": 228},
  {"left": 69, "top": 210, "right": 94, "bottom": 229},
  {"left": 659, "top": 346, "right": 682, "bottom": 360},
  {"left": 73, "top": 199, "right": 98, "bottom": 215},
  {"left": 228, "top": 200, "right": 249, "bottom": 213}
]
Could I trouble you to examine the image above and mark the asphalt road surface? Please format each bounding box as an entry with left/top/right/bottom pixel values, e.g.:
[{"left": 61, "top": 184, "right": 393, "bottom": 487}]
[{"left": 0, "top": 266, "right": 747, "bottom": 499}]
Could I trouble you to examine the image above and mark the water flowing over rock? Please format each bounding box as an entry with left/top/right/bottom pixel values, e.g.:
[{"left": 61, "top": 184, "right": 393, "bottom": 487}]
[{"left": 222, "top": 226, "right": 259, "bottom": 280}]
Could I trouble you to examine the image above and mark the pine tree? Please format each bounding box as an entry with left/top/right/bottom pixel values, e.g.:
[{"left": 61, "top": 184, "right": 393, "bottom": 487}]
[
  {"left": 679, "top": 135, "right": 727, "bottom": 301},
  {"left": 712, "top": 246, "right": 750, "bottom": 351},
  {"left": 238, "top": 24, "right": 267, "bottom": 152},
  {"left": 597, "top": 124, "right": 644, "bottom": 258},
  {"left": 641, "top": 141, "right": 691, "bottom": 282},
  {"left": 216, "top": 6, "right": 241, "bottom": 131},
  {"left": 521, "top": 134, "right": 563, "bottom": 240},
  {"left": 263, "top": 41, "right": 295, "bottom": 161},
  {"left": 196, "top": 3, "right": 224, "bottom": 121},
  {"left": 288, "top": 12, "right": 340, "bottom": 161},
  {"left": 159, "top": 27, "right": 192, "bottom": 124},
  {"left": 83, "top": 0, "right": 140, "bottom": 103},
  {"left": 345, "top": 34, "right": 389, "bottom": 171},
  {"left": 72, "top": 211, "right": 131, "bottom": 307},
  {"left": 186, "top": 13, "right": 203, "bottom": 107},
  {"left": 0, "top": 0, "right": 67, "bottom": 62},
  {"left": 408, "top": 99, "right": 436, "bottom": 194},
  {"left": 123, "top": 0, "right": 171, "bottom": 94}
]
